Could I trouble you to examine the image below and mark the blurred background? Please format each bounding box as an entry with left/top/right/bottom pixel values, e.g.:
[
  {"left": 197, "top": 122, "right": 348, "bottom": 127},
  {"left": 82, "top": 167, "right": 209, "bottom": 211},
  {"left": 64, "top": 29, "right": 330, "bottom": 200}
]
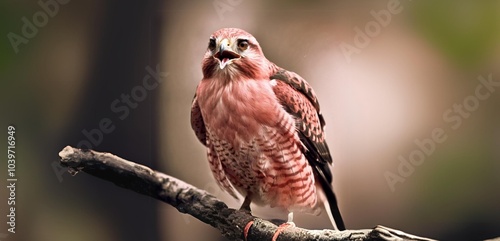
[{"left": 0, "top": 0, "right": 499, "bottom": 240}]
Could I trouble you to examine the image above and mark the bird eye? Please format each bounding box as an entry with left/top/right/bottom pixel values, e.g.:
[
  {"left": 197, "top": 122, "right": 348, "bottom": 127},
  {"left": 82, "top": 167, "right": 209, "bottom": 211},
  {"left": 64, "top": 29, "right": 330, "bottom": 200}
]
[
  {"left": 237, "top": 39, "right": 249, "bottom": 51},
  {"left": 208, "top": 38, "right": 216, "bottom": 51}
]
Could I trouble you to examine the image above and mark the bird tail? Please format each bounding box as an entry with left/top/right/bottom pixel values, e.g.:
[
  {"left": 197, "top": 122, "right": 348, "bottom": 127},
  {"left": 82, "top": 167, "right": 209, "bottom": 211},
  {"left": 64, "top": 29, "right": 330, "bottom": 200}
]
[{"left": 317, "top": 182, "right": 346, "bottom": 230}]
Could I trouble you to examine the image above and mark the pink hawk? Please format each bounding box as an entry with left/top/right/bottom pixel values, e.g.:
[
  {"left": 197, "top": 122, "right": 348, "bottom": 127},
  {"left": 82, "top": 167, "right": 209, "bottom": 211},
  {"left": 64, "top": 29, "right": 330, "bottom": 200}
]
[{"left": 191, "top": 28, "right": 345, "bottom": 238}]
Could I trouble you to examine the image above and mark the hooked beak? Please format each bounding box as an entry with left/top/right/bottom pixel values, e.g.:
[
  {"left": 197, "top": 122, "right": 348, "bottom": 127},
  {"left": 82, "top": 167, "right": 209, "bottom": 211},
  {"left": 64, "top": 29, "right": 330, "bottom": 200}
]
[{"left": 213, "top": 40, "right": 241, "bottom": 69}]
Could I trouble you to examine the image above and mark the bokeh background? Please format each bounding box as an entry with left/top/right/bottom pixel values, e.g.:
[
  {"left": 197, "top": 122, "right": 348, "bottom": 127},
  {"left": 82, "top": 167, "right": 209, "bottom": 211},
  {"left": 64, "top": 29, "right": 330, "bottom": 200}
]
[{"left": 0, "top": 0, "right": 499, "bottom": 240}]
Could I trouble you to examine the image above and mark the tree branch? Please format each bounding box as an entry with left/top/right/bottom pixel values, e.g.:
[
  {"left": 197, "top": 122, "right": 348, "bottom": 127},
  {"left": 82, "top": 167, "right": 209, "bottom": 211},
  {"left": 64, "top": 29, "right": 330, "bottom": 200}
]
[{"left": 58, "top": 146, "right": 436, "bottom": 241}]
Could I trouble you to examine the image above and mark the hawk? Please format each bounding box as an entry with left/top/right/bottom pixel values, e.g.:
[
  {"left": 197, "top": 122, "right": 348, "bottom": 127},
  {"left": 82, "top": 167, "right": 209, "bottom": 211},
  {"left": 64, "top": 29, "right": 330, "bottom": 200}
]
[{"left": 191, "top": 28, "right": 345, "bottom": 239}]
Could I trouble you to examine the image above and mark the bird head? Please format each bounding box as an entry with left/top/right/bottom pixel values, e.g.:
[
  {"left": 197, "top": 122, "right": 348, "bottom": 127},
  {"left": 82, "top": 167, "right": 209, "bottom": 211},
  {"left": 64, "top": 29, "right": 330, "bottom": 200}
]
[{"left": 201, "top": 28, "right": 270, "bottom": 80}]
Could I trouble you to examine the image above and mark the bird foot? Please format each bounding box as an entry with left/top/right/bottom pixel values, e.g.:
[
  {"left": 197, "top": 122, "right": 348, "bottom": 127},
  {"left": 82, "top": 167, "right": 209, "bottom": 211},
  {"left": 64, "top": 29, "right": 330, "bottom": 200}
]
[
  {"left": 243, "top": 220, "right": 254, "bottom": 241},
  {"left": 272, "top": 221, "right": 295, "bottom": 241}
]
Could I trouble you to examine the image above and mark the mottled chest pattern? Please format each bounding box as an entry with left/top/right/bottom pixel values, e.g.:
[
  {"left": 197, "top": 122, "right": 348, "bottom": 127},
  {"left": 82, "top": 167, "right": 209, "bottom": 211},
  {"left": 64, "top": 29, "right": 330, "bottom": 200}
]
[{"left": 192, "top": 27, "right": 345, "bottom": 230}]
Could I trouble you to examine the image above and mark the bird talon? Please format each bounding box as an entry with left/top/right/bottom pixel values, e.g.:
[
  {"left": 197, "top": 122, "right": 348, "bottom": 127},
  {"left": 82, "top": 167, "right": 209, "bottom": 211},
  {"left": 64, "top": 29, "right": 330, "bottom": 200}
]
[
  {"left": 272, "top": 222, "right": 295, "bottom": 241},
  {"left": 243, "top": 220, "right": 254, "bottom": 241}
]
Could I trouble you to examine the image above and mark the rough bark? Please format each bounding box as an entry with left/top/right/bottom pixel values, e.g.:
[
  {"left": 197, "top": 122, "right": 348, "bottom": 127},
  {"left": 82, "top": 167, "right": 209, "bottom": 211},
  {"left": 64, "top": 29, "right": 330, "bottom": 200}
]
[{"left": 58, "top": 146, "right": 438, "bottom": 241}]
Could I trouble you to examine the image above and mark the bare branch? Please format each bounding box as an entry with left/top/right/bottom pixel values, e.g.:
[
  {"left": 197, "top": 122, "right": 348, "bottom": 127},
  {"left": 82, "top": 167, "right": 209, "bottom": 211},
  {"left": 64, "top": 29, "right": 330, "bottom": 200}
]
[{"left": 58, "top": 146, "right": 436, "bottom": 241}]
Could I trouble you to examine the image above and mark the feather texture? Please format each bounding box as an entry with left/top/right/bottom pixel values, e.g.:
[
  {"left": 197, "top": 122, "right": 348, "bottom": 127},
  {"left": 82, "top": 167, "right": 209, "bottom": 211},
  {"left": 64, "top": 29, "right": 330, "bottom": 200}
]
[{"left": 191, "top": 28, "right": 345, "bottom": 230}]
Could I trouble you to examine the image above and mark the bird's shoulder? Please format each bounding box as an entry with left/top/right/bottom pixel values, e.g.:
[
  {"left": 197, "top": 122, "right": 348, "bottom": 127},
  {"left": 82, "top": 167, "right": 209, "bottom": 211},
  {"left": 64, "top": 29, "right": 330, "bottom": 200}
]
[
  {"left": 269, "top": 66, "right": 332, "bottom": 166},
  {"left": 269, "top": 67, "right": 325, "bottom": 127},
  {"left": 190, "top": 94, "right": 207, "bottom": 146}
]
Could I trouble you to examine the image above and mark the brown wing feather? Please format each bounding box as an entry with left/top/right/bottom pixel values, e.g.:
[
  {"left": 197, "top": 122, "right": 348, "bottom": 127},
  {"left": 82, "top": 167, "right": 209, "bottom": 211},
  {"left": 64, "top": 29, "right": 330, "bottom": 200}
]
[
  {"left": 270, "top": 70, "right": 331, "bottom": 164},
  {"left": 191, "top": 95, "right": 207, "bottom": 146},
  {"left": 271, "top": 69, "right": 346, "bottom": 230}
]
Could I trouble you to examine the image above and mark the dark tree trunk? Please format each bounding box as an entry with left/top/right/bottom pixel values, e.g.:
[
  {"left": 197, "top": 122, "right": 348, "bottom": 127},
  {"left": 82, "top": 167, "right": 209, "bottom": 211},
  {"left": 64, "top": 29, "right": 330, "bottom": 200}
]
[{"left": 59, "top": 1, "right": 164, "bottom": 240}]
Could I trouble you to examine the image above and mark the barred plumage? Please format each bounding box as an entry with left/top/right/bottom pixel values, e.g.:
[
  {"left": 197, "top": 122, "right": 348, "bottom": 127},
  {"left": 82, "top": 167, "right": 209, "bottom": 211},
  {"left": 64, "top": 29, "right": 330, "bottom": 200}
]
[{"left": 191, "top": 28, "right": 345, "bottom": 232}]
